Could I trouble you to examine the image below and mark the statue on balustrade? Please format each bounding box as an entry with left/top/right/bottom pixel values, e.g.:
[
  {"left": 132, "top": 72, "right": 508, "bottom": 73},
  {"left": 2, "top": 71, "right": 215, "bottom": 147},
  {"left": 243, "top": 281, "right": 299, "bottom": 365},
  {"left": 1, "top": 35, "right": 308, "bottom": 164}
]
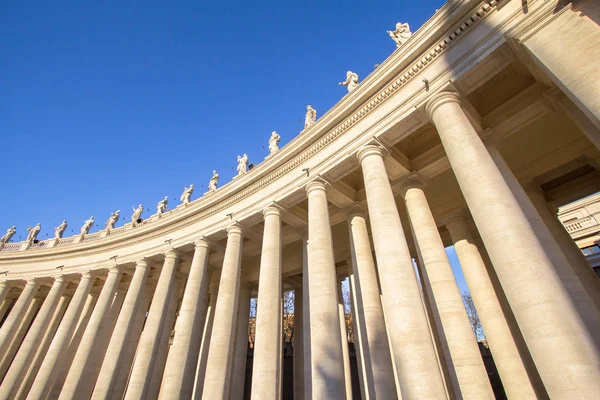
[
  {"left": 339, "top": 71, "right": 359, "bottom": 92},
  {"left": 269, "top": 131, "right": 281, "bottom": 155},
  {"left": 0, "top": 226, "right": 16, "bottom": 245},
  {"left": 157, "top": 196, "right": 169, "bottom": 217},
  {"left": 131, "top": 204, "right": 144, "bottom": 225},
  {"left": 180, "top": 185, "right": 194, "bottom": 205},
  {"left": 237, "top": 154, "right": 249, "bottom": 176},
  {"left": 54, "top": 220, "right": 67, "bottom": 239},
  {"left": 106, "top": 210, "right": 120, "bottom": 231},
  {"left": 26, "top": 223, "right": 41, "bottom": 244},
  {"left": 80, "top": 217, "right": 94, "bottom": 235},
  {"left": 387, "top": 22, "right": 412, "bottom": 47},
  {"left": 304, "top": 105, "right": 317, "bottom": 128},
  {"left": 209, "top": 170, "right": 219, "bottom": 192}
]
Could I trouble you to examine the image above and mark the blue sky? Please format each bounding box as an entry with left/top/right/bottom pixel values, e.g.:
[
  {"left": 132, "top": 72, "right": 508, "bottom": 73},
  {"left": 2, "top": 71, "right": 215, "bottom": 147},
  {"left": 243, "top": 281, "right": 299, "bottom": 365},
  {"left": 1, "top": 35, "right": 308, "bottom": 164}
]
[{"left": 0, "top": 1, "right": 470, "bottom": 291}]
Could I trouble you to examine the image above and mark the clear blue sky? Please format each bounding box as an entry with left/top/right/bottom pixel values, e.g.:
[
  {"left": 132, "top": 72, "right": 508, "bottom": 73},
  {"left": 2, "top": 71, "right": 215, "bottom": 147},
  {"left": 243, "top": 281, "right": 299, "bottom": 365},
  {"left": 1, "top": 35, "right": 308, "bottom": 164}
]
[{"left": 1, "top": 0, "right": 470, "bottom": 291}]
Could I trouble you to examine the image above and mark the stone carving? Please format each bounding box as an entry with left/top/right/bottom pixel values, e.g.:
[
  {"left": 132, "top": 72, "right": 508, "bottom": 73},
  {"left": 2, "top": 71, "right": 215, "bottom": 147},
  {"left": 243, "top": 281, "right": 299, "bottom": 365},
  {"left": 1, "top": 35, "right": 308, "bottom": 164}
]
[
  {"left": 54, "top": 220, "right": 67, "bottom": 239},
  {"left": 157, "top": 196, "right": 169, "bottom": 217},
  {"left": 339, "top": 71, "right": 359, "bottom": 92},
  {"left": 0, "top": 226, "right": 16, "bottom": 245},
  {"left": 80, "top": 217, "right": 94, "bottom": 235},
  {"left": 209, "top": 170, "right": 219, "bottom": 192},
  {"left": 180, "top": 185, "right": 194, "bottom": 205},
  {"left": 26, "top": 223, "right": 41, "bottom": 244},
  {"left": 269, "top": 131, "right": 281, "bottom": 155},
  {"left": 237, "top": 154, "right": 249, "bottom": 176},
  {"left": 304, "top": 105, "right": 317, "bottom": 128},
  {"left": 131, "top": 204, "right": 144, "bottom": 225},
  {"left": 106, "top": 210, "right": 120, "bottom": 231},
  {"left": 387, "top": 22, "right": 412, "bottom": 47}
]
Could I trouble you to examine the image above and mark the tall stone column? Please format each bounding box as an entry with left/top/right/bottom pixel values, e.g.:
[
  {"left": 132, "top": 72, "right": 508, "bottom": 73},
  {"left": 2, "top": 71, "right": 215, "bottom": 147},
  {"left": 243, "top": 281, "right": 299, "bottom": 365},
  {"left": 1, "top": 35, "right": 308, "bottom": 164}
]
[
  {"left": 401, "top": 175, "right": 494, "bottom": 399},
  {"left": 293, "top": 284, "right": 304, "bottom": 400},
  {"left": 194, "top": 270, "right": 220, "bottom": 398},
  {"left": 0, "top": 276, "right": 67, "bottom": 398},
  {"left": 231, "top": 286, "right": 251, "bottom": 400},
  {"left": 201, "top": 223, "right": 244, "bottom": 399},
  {"left": 0, "top": 279, "right": 39, "bottom": 363},
  {"left": 251, "top": 206, "right": 283, "bottom": 400},
  {"left": 160, "top": 239, "right": 211, "bottom": 400},
  {"left": 426, "top": 91, "right": 600, "bottom": 398},
  {"left": 27, "top": 272, "right": 95, "bottom": 400},
  {"left": 301, "top": 236, "right": 312, "bottom": 399},
  {"left": 0, "top": 281, "right": 9, "bottom": 310},
  {"left": 357, "top": 145, "right": 446, "bottom": 399},
  {"left": 92, "top": 259, "right": 150, "bottom": 400},
  {"left": 444, "top": 210, "right": 538, "bottom": 398},
  {"left": 346, "top": 205, "right": 395, "bottom": 399},
  {"left": 0, "top": 299, "right": 12, "bottom": 323},
  {"left": 305, "top": 180, "right": 346, "bottom": 399},
  {"left": 59, "top": 266, "right": 123, "bottom": 400},
  {"left": 125, "top": 249, "right": 180, "bottom": 400},
  {"left": 337, "top": 279, "right": 353, "bottom": 400}
]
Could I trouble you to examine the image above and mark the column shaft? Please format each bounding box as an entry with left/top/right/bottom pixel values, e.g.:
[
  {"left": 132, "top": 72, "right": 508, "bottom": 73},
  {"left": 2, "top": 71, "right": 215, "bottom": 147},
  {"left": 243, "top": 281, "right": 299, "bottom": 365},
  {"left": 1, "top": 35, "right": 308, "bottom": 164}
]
[
  {"left": 160, "top": 240, "right": 211, "bottom": 399},
  {"left": 337, "top": 281, "right": 352, "bottom": 400},
  {"left": 92, "top": 260, "right": 150, "bottom": 400},
  {"left": 0, "top": 282, "right": 9, "bottom": 311},
  {"left": 59, "top": 267, "right": 123, "bottom": 400},
  {"left": 1, "top": 277, "right": 67, "bottom": 398},
  {"left": 125, "top": 250, "right": 180, "bottom": 400},
  {"left": 231, "top": 286, "right": 251, "bottom": 400},
  {"left": 293, "top": 285, "right": 304, "bottom": 400},
  {"left": 201, "top": 224, "right": 244, "bottom": 399},
  {"left": 0, "top": 280, "right": 39, "bottom": 364},
  {"left": 357, "top": 146, "right": 446, "bottom": 399},
  {"left": 27, "top": 272, "right": 95, "bottom": 400},
  {"left": 251, "top": 206, "right": 283, "bottom": 400},
  {"left": 305, "top": 180, "right": 345, "bottom": 399},
  {"left": 427, "top": 92, "right": 600, "bottom": 398},
  {"left": 301, "top": 237, "right": 312, "bottom": 399}
]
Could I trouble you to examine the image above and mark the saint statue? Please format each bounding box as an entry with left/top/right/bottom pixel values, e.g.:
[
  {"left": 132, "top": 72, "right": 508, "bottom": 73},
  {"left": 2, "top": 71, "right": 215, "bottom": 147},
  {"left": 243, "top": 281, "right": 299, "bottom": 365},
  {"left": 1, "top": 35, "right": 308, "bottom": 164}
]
[
  {"left": 54, "top": 220, "right": 67, "bottom": 239},
  {"left": 157, "top": 196, "right": 169, "bottom": 216},
  {"left": 106, "top": 210, "right": 120, "bottom": 231},
  {"left": 268, "top": 131, "right": 281, "bottom": 155},
  {"left": 26, "top": 223, "right": 41, "bottom": 244},
  {"left": 131, "top": 204, "right": 144, "bottom": 224},
  {"left": 0, "top": 226, "right": 16, "bottom": 245},
  {"left": 339, "top": 71, "right": 359, "bottom": 92},
  {"left": 80, "top": 217, "right": 94, "bottom": 235},
  {"left": 237, "top": 154, "right": 249, "bottom": 176},
  {"left": 304, "top": 105, "right": 317, "bottom": 128},
  {"left": 387, "top": 22, "right": 412, "bottom": 47},
  {"left": 180, "top": 185, "right": 194, "bottom": 205},
  {"left": 209, "top": 170, "right": 219, "bottom": 192}
]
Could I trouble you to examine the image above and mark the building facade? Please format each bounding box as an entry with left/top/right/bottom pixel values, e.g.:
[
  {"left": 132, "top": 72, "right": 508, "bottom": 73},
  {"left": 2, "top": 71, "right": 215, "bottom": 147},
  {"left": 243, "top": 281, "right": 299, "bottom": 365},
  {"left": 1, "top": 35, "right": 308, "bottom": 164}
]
[{"left": 1, "top": 0, "right": 600, "bottom": 399}]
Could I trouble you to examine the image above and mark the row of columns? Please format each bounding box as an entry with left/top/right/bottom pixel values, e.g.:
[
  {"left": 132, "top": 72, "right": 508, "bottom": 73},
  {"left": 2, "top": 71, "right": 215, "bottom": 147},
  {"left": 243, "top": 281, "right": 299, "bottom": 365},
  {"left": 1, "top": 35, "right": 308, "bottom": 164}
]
[{"left": 0, "top": 91, "right": 598, "bottom": 399}]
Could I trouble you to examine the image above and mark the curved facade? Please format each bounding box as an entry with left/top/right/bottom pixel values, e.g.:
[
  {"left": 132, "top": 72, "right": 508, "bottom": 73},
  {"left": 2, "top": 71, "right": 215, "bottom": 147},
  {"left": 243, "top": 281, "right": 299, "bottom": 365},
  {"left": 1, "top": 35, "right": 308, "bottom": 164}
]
[{"left": 1, "top": 1, "right": 600, "bottom": 399}]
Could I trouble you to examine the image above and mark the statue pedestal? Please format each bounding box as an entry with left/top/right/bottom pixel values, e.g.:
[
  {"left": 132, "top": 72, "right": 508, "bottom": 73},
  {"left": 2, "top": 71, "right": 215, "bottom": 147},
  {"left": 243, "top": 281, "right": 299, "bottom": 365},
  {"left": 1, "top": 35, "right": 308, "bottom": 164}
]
[
  {"left": 204, "top": 190, "right": 216, "bottom": 197},
  {"left": 19, "top": 242, "right": 32, "bottom": 251},
  {"left": 100, "top": 230, "right": 110, "bottom": 238},
  {"left": 73, "top": 234, "right": 85, "bottom": 244},
  {"left": 47, "top": 238, "right": 59, "bottom": 248}
]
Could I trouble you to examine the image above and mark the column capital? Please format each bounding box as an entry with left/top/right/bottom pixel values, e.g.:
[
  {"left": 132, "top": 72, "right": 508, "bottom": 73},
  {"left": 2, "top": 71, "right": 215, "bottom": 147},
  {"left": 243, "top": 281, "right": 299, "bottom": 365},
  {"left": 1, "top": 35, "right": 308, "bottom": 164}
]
[
  {"left": 53, "top": 275, "right": 66, "bottom": 284},
  {"left": 25, "top": 278, "right": 38, "bottom": 286},
  {"left": 305, "top": 178, "right": 327, "bottom": 195},
  {"left": 193, "top": 237, "right": 210, "bottom": 249},
  {"left": 226, "top": 222, "right": 245, "bottom": 236},
  {"left": 80, "top": 270, "right": 94, "bottom": 280},
  {"left": 135, "top": 258, "right": 150, "bottom": 268},
  {"left": 356, "top": 144, "right": 386, "bottom": 164},
  {"left": 263, "top": 204, "right": 283, "bottom": 218},
  {"left": 397, "top": 172, "right": 427, "bottom": 196},
  {"left": 164, "top": 248, "right": 180, "bottom": 260},
  {"left": 441, "top": 209, "right": 469, "bottom": 227},
  {"left": 344, "top": 204, "right": 367, "bottom": 221},
  {"left": 108, "top": 265, "right": 123, "bottom": 275},
  {"left": 425, "top": 91, "right": 461, "bottom": 120}
]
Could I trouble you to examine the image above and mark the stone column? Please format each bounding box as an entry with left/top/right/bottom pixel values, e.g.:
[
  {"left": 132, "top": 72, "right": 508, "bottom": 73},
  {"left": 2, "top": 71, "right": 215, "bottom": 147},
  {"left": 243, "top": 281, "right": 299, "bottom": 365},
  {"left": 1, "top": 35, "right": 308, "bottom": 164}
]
[
  {"left": 231, "top": 286, "right": 251, "bottom": 400},
  {"left": 357, "top": 145, "right": 446, "bottom": 399},
  {"left": 346, "top": 262, "right": 366, "bottom": 400},
  {"left": 251, "top": 206, "right": 283, "bottom": 400},
  {"left": 201, "top": 223, "right": 244, "bottom": 399},
  {"left": 293, "top": 285, "right": 304, "bottom": 400},
  {"left": 194, "top": 270, "right": 220, "bottom": 398},
  {"left": 0, "top": 276, "right": 67, "bottom": 398},
  {"left": 305, "top": 180, "right": 346, "bottom": 399},
  {"left": 346, "top": 205, "right": 395, "bottom": 399},
  {"left": 301, "top": 236, "right": 312, "bottom": 399},
  {"left": 125, "top": 249, "right": 180, "bottom": 400},
  {"left": 27, "top": 272, "right": 95, "bottom": 400},
  {"left": 337, "top": 279, "right": 352, "bottom": 400},
  {"left": 426, "top": 91, "right": 600, "bottom": 398},
  {"left": 401, "top": 175, "right": 494, "bottom": 399},
  {"left": 160, "top": 239, "right": 211, "bottom": 400},
  {"left": 0, "top": 299, "right": 12, "bottom": 324},
  {"left": 444, "top": 211, "right": 538, "bottom": 399},
  {"left": 92, "top": 259, "right": 150, "bottom": 400},
  {"left": 0, "top": 281, "right": 9, "bottom": 310},
  {"left": 59, "top": 266, "right": 123, "bottom": 400},
  {"left": 0, "top": 279, "right": 39, "bottom": 363}
]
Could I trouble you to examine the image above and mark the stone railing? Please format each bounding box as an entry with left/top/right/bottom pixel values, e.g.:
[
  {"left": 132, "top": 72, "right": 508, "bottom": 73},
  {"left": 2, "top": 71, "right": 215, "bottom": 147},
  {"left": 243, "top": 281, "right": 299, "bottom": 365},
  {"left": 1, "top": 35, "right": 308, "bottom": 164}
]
[{"left": 563, "top": 216, "right": 597, "bottom": 233}]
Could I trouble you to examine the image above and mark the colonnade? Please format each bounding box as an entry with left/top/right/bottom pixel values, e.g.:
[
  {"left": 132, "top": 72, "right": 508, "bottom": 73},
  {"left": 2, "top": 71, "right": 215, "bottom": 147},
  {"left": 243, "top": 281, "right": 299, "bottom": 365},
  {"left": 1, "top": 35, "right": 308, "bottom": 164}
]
[{"left": 0, "top": 92, "right": 599, "bottom": 400}]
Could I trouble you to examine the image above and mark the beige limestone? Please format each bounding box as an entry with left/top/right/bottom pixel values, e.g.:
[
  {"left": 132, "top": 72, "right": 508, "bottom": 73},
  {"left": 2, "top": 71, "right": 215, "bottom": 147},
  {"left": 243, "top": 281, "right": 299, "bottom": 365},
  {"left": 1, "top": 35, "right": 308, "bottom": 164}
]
[
  {"left": 301, "top": 236, "right": 312, "bottom": 399},
  {"left": 231, "top": 286, "right": 251, "bottom": 400}
]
